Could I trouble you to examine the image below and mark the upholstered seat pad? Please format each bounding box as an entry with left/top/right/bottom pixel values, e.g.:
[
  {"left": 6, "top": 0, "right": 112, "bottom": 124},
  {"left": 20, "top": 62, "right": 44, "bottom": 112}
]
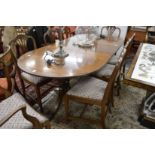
[
  {"left": 108, "top": 56, "right": 119, "bottom": 65},
  {"left": 115, "top": 45, "right": 124, "bottom": 56},
  {"left": 67, "top": 76, "right": 107, "bottom": 101},
  {"left": 21, "top": 72, "right": 49, "bottom": 84},
  {"left": 93, "top": 64, "right": 115, "bottom": 78},
  {"left": 108, "top": 45, "right": 124, "bottom": 65},
  {"left": 0, "top": 93, "right": 48, "bottom": 129}
]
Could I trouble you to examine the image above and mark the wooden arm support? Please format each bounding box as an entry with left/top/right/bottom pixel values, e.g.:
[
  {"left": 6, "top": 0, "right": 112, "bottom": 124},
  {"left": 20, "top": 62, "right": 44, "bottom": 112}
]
[{"left": 0, "top": 104, "right": 46, "bottom": 129}]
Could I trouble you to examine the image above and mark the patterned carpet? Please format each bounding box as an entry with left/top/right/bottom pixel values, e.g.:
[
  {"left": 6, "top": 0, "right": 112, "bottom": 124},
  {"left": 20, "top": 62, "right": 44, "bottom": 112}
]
[{"left": 32, "top": 82, "right": 147, "bottom": 129}]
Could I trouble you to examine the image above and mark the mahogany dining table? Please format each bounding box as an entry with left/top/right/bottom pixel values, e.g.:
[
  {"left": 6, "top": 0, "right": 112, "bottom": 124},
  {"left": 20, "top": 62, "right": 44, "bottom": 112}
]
[
  {"left": 17, "top": 35, "right": 123, "bottom": 79},
  {"left": 17, "top": 35, "right": 123, "bottom": 118}
]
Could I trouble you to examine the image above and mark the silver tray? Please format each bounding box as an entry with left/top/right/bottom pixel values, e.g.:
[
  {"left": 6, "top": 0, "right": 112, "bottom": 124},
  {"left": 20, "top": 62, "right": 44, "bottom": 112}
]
[{"left": 78, "top": 42, "right": 94, "bottom": 48}]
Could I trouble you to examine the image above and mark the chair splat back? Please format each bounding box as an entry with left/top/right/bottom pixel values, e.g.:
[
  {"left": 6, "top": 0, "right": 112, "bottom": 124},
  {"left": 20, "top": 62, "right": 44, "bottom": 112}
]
[
  {"left": 124, "top": 33, "right": 135, "bottom": 57},
  {"left": 10, "top": 34, "right": 37, "bottom": 58},
  {"left": 101, "top": 57, "right": 122, "bottom": 105}
]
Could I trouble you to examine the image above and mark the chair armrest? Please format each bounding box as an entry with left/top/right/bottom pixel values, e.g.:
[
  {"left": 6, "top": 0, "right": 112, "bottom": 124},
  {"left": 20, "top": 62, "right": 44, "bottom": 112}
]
[
  {"left": 0, "top": 103, "right": 44, "bottom": 128},
  {"left": 0, "top": 92, "right": 51, "bottom": 128},
  {"left": 0, "top": 104, "right": 26, "bottom": 126}
]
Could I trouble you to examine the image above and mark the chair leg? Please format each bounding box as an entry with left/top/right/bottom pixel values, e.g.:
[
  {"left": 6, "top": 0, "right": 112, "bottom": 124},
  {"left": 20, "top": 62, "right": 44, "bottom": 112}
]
[
  {"left": 110, "top": 88, "right": 114, "bottom": 107},
  {"left": 108, "top": 100, "right": 113, "bottom": 114},
  {"left": 122, "top": 63, "right": 126, "bottom": 80},
  {"left": 20, "top": 78, "right": 26, "bottom": 97},
  {"left": 108, "top": 88, "right": 114, "bottom": 113},
  {"left": 64, "top": 95, "right": 69, "bottom": 121},
  {"left": 101, "top": 106, "right": 106, "bottom": 128},
  {"left": 34, "top": 85, "right": 43, "bottom": 112},
  {"left": 116, "top": 75, "right": 121, "bottom": 96},
  {"left": 43, "top": 121, "right": 51, "bottom": 129},
  {"left": 17, "top": 68, "right": 26, "bottom": 97},
  {"left": 14, "top": 80, "right": 20, "bottom": 93}
]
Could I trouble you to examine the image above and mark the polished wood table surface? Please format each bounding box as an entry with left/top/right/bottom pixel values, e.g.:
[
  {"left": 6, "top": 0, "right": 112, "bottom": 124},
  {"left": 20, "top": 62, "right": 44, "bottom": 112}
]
[
  {"left": 18, "top": 35, "right": 123, "bottom": 78},
  {"left": 124, "top": 43, "right": 155, "bottom": 92}
]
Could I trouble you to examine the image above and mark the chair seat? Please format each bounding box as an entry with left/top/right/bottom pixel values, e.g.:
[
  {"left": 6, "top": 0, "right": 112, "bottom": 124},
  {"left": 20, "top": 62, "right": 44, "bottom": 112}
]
[
  {"left": 67, "top": 76, "right": 107, "bottom": 101},
  {"left": 93, "top": 64, "right": 115, "bottom": 78},
  {"left": 108, "top": 56, "right": 119, "bottom": 65},
  {"left": 21, "top": 72, "right": 49, "bottom": 84},
  {"left": 0, "top": 93, "right": 48, "bottom": 128},
  {"left": 108, "top": 45, "right": 124, "bottom": 65}
]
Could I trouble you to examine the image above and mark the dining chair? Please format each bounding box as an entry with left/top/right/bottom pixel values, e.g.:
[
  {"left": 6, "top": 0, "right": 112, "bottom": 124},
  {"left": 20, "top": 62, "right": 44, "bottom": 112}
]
[
  {"left": 63, "top": 58, "right": 122, "bottom": 128},
  {"left": 108, "top": 32, "right": 135, "bottom": 66},
  {"left": 92, "top": 33, "right": 135, "bottom": 96},
  {"left": 10, "top": 34, "right": 37, "bottom": 57},
  {"left": 99, "top": 26, "right": 128, "bottom": 42},
  {"left": 93, "top": 48, "right": 127, "bottom": 100},
  {"left": 10, "top": 34, "right": 54, "bottom": 112},
  {"left": 108, "top": 45, "right": 124, "bottom": 65},
  {"left": 0, "top": 93, "right": 51, "bottom": 129},
  {"left": 91, "top": 47, "right": 126, "bottom": 95},
  {"left": 122, "top": 33, "right": 136, "bottom": 78},
  {"left": 75, "top": 26, "right": 98, "bottom": 35},
  {"left": 107, "top": 27, "right": 128, "bottom": 65},
  {"left": 0, "top": 46, "right": 17, "bottom": 100},
  {"left": 15, "top": 26, "right": 28, "bottom": 35}
]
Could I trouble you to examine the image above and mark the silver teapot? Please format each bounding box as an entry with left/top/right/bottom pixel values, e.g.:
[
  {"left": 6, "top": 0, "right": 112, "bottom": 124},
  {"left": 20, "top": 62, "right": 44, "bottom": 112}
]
[{"left": 100, "top": 26, "right": 121, "bottom": 40}]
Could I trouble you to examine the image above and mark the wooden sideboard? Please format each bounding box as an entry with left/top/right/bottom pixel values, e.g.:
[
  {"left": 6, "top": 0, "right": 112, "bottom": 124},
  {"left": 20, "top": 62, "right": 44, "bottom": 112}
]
[
  {"left": 126, "top": 26, "right": 148, "bottom": 43},
  {"left": 125, "top": 26, "right": 149, "bottom": 58}
]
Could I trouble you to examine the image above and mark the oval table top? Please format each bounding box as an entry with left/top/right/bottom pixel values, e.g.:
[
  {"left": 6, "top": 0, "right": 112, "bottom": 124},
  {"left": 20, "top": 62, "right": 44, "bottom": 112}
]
[{"left": 18, "top": 35, "right": 123, "bottom": 78}]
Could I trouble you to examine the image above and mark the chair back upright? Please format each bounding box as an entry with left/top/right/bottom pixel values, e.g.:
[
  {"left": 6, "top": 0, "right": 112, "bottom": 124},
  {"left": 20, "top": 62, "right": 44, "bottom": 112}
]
[
  {"left": 101, "top": 46, "right": 127, "bottom": 105},
  {"left": 101, "top": 57, "right": 121, "bottom": 105},
  {"left": 124, "top": 33, "right": 135, "bottom": 58},
  {"left": 120, "top": 33, "right": 135, "bottom": 79},
  {"left": 10, "top": 34, "right": 37, "bottom": 58}
]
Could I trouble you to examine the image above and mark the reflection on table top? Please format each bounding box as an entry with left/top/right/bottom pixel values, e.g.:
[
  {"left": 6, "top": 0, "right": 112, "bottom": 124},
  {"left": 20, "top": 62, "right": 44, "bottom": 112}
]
[{"left": 18, "top": 35, "right": 123, "bottom": 78}]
